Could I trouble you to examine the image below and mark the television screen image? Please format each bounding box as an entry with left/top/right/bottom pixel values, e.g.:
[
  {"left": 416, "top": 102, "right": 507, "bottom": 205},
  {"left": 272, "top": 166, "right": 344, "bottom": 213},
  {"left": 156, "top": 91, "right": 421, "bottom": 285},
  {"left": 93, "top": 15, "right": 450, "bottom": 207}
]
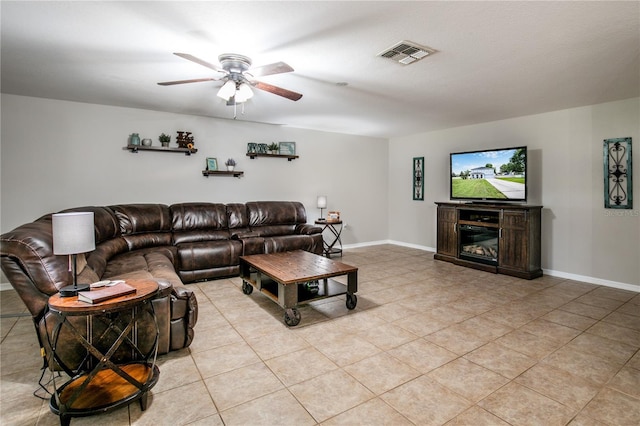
[{"left": 450, "top": 146, "right": 527, "bottom": 202}]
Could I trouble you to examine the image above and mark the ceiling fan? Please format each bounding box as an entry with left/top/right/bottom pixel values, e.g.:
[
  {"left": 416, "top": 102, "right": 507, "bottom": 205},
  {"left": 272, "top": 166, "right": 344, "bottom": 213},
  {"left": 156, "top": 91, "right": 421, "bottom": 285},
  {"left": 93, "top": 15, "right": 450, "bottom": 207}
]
[{"left": 157, "top": 53, "right": 303, "bottom": 104}]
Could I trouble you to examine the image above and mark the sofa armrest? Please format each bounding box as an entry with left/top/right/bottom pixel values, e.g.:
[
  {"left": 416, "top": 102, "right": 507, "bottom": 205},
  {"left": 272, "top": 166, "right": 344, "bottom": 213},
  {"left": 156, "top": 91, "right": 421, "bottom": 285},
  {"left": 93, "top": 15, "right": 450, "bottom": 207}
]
[
  {"left": 295, "top": 224, "right": 323, "bottom": 235},
  {"left": 170, "top": 286, "right": 198, "bottom": 350}
]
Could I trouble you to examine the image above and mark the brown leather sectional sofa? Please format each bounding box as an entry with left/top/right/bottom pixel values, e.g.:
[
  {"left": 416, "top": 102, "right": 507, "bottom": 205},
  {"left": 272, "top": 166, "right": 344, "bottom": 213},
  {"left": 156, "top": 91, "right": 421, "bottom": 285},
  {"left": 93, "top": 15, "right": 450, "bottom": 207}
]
[{"left": 1, "top": 201, "right": 323, "bottom": 367}]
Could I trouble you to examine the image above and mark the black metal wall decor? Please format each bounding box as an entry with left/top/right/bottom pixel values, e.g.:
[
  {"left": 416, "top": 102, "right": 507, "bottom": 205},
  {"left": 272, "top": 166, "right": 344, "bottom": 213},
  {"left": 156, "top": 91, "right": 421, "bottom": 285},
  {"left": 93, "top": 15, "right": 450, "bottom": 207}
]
[
  {"left": 603, "top": 137, "right": 632, "bottom": 209},
  {"left": 413, "top": 157, "right": 424, "bottom": 200}
]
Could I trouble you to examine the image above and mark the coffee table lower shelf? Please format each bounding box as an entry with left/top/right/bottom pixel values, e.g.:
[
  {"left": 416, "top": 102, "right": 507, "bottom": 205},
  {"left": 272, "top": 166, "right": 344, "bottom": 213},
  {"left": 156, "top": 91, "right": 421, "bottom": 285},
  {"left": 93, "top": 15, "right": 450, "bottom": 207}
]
[{"left": 241, "top": 274, "right": 357, "bottom": 326}]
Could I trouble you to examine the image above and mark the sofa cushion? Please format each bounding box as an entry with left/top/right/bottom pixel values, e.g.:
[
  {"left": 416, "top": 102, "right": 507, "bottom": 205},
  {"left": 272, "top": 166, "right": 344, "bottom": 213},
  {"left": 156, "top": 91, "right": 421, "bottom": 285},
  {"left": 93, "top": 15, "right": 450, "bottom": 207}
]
[
  {"left": 60, "top": 206, "right": 120, "bottom": 244},
  {"left": 85, "top": 237, "right": 129, "bottom": 278},
  {"left": 110, "top": 204, "right": 173, "bottom": 250},
  {"left": 76, "top": 258, "right": 100, "bottom": 285},
  {"left": 263, "top": 234, "right": 322, "bottom": 254},
  {"left": 176, "top": 240, "right": 243, "bottom": 270},
  {"left": 170, "top": 203, "right": 230, "bottom": 244},
  {"left": 226, "top": 203, "right": 250, "bottom": 230},
  {"left": 0, "top": 216, "right": 66, "bottom": 296},
  {"left": 0, "top": 206, "right": 121, "bottom": 297},
  {"left": 246, "top": 201, "right": 308, "bottom": 236},
  {"left": 102, "top": 246, "right": 177, "bottom": 282}
]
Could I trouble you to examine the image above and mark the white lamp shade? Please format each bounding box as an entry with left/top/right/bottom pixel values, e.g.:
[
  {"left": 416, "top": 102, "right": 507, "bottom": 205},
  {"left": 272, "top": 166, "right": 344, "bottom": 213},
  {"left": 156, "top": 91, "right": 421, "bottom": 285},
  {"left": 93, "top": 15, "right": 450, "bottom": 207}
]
[
  {"left": 317, "top": 196, "right": 327, "bottom": 209},
  {"left": 217, "top": 80, "right": 236, "bottom": 101},
  {"left": 235, "top": 83, "right": 254, "bottom": 103},
  {"left": 52, "top": 212, "right": 96, "bottom": 255}
]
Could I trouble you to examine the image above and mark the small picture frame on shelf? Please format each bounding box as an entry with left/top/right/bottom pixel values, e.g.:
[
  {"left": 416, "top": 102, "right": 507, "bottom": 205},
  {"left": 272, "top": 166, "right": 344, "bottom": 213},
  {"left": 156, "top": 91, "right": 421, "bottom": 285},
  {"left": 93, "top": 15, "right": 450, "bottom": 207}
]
[
  {"left": 206, "top": 158, "right": 218, "bottom": 171},
  {"left": 257, "top": 143, "right": 268, "bottom": 154},
  {"left": 279, "top": 141, "right": 296, "bottom": 156},
  {"left": 247, "top": 143, "right": 257, "bottom": 154}
]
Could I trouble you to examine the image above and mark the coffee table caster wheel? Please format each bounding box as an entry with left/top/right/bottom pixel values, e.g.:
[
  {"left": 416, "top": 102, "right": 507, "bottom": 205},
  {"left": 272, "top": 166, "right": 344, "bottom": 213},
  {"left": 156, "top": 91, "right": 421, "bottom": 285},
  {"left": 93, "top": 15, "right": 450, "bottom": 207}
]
[
  {"left": 284, "top": 308, "right": 301, "bottom": 326},
  {"left": 346, "top": 294, "right": 357, "bottom": 310},
  {"left": 242, "top": 281, "right": 253, "bottom": 295}
]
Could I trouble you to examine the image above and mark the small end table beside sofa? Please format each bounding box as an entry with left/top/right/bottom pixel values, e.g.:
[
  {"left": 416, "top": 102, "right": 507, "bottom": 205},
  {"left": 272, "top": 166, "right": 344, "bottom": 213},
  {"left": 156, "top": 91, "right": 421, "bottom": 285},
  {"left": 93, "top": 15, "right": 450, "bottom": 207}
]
[
  {"left": 315, "top": 219, "right": 343, "bottom": 257},
  {"left": 47, "top": 279, "right": 161, "bottom": 426},
  {"left": 1, "top": 201, "right": 323, "bottom": 372}
]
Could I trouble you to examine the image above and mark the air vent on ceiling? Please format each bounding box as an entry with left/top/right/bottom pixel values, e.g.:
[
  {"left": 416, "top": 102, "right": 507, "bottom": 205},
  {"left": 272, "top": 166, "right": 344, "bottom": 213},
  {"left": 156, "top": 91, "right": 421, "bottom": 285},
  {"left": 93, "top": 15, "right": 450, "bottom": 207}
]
[{"left": 378, "top": 40, "right": 437, "bottom": 65}]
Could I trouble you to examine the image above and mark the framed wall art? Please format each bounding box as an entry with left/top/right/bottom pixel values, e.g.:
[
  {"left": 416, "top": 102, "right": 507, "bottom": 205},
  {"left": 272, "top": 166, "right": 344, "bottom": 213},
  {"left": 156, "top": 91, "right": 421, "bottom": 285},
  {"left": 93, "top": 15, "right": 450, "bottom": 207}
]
[
  {"left": 603, "top": 137, "right": 632, "bottom": 209},
  {"left": 206, "top": 157, "right": 218, "bottom": 171},
  {"left": 413, "top": 156, "right": 424, "bottom": 201},
  {"left": 279, "top": 141, "right": 296, "bottom": 155}
]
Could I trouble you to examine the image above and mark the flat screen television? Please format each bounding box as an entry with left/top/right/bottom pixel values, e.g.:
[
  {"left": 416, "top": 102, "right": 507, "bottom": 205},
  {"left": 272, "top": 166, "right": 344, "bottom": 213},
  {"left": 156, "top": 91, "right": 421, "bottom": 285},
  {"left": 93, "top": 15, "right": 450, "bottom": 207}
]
[{"left": 450, "top": 146, "right": 527, "bottom": 202}]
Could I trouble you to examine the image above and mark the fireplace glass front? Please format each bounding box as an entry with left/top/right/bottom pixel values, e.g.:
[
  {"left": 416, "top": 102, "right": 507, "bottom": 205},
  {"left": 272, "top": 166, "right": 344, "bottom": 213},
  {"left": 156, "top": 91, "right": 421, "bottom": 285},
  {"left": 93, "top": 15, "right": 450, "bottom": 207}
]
[{"left": 459, "top": 225, "right": 498, "bottom": 266}]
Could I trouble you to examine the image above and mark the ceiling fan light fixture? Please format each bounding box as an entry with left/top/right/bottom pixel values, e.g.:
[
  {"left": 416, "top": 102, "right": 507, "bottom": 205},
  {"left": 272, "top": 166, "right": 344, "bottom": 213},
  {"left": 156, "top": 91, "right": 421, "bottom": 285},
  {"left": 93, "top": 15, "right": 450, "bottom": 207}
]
[
  {"left": 235, "top": 83, "right": 254, "bottom": 103},
  {"left": 217, "top": 80, "right": 236, "bottom": 101},
  {"left": 159, "top": 52, "right": 302, "bottom": 103}
]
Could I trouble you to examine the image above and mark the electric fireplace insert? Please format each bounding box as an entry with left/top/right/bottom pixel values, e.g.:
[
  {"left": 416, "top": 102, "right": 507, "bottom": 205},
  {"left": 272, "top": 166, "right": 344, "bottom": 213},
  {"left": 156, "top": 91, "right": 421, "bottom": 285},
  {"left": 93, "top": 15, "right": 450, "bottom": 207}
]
[{"left": 459, "top": 224, "right": 498, "bottom": 266}]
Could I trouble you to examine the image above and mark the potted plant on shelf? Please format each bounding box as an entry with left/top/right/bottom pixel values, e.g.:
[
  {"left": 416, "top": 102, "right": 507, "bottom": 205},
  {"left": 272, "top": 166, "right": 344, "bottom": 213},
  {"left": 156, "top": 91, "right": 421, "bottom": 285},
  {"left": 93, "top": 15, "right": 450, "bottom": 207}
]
[
  {"left": 225, "top": 158, "right": 237, "bottom": 171},
  {"left": 159, "top": 133, "right": 171, "bottom": 147},
  {"left": 267, "top": 142, "right": 279, "bottom": 154}
]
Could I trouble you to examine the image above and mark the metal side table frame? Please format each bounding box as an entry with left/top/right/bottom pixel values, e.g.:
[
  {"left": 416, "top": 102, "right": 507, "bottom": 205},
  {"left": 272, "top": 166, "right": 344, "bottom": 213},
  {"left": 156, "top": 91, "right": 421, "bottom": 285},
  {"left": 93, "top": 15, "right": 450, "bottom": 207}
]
[
  {"left": 315, "top": 220, "right": 343, "bottom": 257},
  {"left": 45, "top": 280, "right": 160, "bottom": 426}
]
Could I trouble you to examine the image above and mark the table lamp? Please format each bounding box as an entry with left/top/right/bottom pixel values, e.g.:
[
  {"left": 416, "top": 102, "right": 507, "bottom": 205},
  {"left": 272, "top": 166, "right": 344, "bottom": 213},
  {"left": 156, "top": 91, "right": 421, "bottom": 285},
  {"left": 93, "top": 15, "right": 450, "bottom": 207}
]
[
  {"left": 52, "top": 212, "right": 96, "bottom": 297},
  {"left": 317, "top": 195, "right": 327, "bottom": 220}
]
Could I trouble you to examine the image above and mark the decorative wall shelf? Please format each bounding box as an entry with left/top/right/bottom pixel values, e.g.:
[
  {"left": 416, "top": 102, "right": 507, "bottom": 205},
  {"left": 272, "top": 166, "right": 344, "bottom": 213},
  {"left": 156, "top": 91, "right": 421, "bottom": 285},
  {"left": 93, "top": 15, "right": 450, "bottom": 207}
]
[
  {"left": 202, "top": 170, "right": 244, "bottom": 178},
  {"left": 246, "top": 153, "right": 298, "bottom": 161},
  {"left": 125, "top": 145, "right": 198, "bottom": 155}
]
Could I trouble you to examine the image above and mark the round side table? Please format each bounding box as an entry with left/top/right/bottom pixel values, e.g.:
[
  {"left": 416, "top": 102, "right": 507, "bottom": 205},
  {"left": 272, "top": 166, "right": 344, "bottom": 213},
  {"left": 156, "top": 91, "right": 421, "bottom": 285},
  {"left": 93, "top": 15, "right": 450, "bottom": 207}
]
[
  {"left": 315, "top": 220, "right": 343, "bottom": 257},
  {"left": 46, "top": 279, "right": 160, "bottom": 426}
]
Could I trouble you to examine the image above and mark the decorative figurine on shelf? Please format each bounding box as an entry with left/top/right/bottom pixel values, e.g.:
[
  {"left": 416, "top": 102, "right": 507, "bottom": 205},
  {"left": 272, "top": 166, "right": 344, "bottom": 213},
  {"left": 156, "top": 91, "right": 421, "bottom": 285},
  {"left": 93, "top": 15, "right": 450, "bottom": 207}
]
[
  {"left": 159, "top": 133, "right": 171, "bottom": 147},
  {"left": 176, "top": 131, "right": 195, "bottom": 149},
  {"left": 225, "top": 158, "right": 237, "bottom": 171}
]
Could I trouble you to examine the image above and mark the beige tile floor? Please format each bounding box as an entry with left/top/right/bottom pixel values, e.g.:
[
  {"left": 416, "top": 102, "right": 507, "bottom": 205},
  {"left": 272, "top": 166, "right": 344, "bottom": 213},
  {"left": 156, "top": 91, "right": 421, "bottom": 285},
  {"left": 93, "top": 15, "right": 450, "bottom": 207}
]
[{"left": 1, "top": 245, "right": 639, "bottom": 425}]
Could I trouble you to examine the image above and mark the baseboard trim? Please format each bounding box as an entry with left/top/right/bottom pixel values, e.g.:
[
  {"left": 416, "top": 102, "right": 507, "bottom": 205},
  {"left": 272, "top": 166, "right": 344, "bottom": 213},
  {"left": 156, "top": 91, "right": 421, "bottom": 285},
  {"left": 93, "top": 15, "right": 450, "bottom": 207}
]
[
  {"left": 387, "top": 240, "right": 436, "bottom": 253},
  {"left": 343, "top": 240, "right": 436, "bottom": 253},
  {"left": 541, "top": 268, "right": 640, "bottom": 293}
]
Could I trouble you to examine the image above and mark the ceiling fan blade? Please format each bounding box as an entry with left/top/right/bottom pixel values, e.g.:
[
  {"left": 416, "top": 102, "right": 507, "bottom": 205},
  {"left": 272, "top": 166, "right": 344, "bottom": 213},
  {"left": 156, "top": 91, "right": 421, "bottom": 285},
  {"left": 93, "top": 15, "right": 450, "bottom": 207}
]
[
  {"left": 253, "top": 81, "right": 303, "bottom": 101},
  {"left": 173, "top": 52, "right": 225, "bottom": 73},
  {"left": 249, "top": 61, "right": 294, "bottom": 77},
  {"left": 157, "top": 78, "right": 218, "bottom": 86}
]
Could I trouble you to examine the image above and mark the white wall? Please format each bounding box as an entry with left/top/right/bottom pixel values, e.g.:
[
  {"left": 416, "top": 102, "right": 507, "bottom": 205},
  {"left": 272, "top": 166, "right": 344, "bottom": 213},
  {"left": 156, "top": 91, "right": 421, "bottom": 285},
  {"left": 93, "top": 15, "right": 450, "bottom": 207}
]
[
  {"left": 0, "top": 94, "right": 389, "bottom": 246},
  {"left": 389, "top": 97, "right": 640, "bottom": 291}
]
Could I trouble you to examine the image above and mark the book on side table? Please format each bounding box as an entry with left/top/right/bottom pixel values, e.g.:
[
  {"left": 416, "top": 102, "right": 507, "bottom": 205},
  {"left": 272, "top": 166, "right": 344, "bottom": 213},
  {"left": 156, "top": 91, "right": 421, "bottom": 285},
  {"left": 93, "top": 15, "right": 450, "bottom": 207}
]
[{"left": 77, "top": 282, "right": 137, "bottom": 304}]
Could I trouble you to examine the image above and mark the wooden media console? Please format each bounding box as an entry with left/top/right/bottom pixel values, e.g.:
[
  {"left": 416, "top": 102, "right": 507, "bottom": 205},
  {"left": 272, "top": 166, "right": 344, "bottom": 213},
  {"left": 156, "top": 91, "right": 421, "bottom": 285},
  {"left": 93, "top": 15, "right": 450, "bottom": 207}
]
[{"left": 435, "top": 202, "right": 542, "bottom": 279}]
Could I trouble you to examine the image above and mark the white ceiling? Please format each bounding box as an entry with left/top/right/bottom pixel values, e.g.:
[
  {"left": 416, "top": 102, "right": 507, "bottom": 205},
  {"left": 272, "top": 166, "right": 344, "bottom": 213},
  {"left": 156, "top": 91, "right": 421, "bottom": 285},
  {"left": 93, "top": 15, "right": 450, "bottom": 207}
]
[{"left": 2, "top": 1, "right": 639, "bottom": 139}]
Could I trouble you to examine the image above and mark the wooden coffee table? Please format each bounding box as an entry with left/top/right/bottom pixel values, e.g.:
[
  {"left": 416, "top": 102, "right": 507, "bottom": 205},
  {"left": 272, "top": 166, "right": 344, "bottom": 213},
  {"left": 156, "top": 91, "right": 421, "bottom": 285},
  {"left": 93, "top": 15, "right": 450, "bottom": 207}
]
[{"left": 239, "top": 250, "right": 358, "bottom": 326}]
